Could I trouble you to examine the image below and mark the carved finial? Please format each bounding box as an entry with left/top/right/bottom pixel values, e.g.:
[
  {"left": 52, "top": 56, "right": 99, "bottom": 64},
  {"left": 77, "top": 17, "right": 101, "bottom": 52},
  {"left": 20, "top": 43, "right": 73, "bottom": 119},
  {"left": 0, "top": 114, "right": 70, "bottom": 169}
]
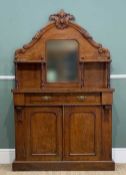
[{"left": 49, "top": 9, "right": 75, "bottom": 29}]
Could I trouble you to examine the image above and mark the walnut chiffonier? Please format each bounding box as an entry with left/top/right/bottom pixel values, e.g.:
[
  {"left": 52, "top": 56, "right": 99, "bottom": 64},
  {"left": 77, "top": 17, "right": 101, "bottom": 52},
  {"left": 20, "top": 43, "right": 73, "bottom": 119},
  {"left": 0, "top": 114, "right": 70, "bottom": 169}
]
[{"left": 12, "top": 10, "right": 115, "bottom": 171}]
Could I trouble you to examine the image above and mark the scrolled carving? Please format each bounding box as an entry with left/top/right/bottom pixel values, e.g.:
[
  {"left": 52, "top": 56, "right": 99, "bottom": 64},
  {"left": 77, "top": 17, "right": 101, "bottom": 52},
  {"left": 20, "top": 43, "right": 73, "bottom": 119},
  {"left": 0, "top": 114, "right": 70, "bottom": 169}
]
[
  {"left": 15, "top": 29, "right": 45, "bottom": 58},
  {"left": 78, "top": 27, "right": 110, "bottom": 58},
  {"left": 49, "top": 9, "right": 75, "bottom": 29},
  {"left": 98, "top": 46, "right": 110, "bottom": 58},
  {"left": 15, "top": 106, "right": 24, "bottom": 122}
]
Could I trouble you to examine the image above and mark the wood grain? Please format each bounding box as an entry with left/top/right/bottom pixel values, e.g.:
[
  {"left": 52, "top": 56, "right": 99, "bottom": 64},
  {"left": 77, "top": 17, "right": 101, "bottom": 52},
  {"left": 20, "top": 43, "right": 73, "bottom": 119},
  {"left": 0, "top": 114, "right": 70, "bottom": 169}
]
[{"left": 12, "top": 10, "right": 114, "bottom": 171}]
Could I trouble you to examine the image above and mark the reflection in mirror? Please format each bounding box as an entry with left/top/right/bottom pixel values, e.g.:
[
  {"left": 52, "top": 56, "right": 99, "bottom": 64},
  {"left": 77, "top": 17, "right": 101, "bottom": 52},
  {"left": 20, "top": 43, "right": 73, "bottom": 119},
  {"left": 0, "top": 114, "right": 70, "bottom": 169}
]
[{"left": 47, "top": 40, "right": 78, "bottom": 82}]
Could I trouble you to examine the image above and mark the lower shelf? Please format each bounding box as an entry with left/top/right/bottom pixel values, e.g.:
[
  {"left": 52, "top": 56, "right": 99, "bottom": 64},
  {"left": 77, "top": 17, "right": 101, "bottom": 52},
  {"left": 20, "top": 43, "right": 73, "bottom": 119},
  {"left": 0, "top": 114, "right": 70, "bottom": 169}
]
[{"left": 12, "top": 160, "right": 115, "bottom": 171}]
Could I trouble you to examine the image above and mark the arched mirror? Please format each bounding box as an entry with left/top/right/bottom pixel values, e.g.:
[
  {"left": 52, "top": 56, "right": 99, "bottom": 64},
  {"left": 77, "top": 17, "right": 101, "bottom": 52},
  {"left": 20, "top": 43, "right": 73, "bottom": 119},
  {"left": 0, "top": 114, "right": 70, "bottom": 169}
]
[{"left": 46, "top": 40, "right": 78, "bottom": 83}]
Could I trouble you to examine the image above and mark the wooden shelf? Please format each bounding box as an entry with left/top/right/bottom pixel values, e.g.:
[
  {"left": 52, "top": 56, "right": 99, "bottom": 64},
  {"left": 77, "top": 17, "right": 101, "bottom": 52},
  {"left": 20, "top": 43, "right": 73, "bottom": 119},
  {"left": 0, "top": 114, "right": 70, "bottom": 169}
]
[
  {"left": 15, "top": 59, "right": 111, "bottom": 63},
  {"left": 80, "top": 59, "right": 111, "bottom": 63},
  {"left": 15, "top": 60, "right": 45, "bottom": 63}
]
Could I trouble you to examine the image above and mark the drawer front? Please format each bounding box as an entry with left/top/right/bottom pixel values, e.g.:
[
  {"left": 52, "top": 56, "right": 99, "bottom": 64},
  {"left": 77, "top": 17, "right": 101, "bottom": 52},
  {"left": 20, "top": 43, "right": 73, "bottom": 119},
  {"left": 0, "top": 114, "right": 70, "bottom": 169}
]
[{"left": 25, "top": 93, "right": 101, "bottom": 105}]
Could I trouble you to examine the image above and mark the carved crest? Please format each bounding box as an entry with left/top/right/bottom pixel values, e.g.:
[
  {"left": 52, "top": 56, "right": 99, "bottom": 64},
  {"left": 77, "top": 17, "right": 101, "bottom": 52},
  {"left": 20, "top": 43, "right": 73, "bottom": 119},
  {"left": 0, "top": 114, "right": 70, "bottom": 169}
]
[
  {"left": 15, "top": 10, "right": 110, "bottom": 59},
  {"left": 49, "top": 9, "right": 75, "bottom": 29}
]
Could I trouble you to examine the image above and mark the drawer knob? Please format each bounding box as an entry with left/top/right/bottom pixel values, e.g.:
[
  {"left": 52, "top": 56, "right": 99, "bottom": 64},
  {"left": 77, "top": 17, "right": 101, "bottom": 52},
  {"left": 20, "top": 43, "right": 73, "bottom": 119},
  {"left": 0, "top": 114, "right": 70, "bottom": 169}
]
[
  {"left": 43, "top": 96, "right": 51, "bottom": 100},
  {"left": 77, "top": 95, "right": 86, "bottom": 101}
]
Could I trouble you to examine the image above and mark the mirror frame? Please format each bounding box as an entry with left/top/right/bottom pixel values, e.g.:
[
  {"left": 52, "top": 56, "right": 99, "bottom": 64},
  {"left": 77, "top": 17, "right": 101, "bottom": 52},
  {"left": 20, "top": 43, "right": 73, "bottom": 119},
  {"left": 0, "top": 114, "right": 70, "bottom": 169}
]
[{"left": 45, "top": 39, "right": 81, "bottom": 88}]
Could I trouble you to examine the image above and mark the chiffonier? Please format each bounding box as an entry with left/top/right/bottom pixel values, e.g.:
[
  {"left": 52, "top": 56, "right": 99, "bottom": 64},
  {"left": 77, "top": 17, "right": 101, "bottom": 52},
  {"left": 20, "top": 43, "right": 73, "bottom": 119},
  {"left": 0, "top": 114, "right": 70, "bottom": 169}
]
[{"left": 12, "top": 10, "right": 115, "bottom": 171}]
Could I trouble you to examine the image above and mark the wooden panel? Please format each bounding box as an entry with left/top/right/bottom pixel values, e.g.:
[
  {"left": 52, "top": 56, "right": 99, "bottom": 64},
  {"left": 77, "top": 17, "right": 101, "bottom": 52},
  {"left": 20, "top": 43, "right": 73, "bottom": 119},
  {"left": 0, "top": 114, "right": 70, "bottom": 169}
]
[
  {"left": 102, "top": 92, "right": 113, "bottom": 105},
  {"left": 70, "top": 112, "right": 95, "bottom": 154},
  {"left": 101, "top": 106, "right": 112, "bottom": 160},
  {"left": 15, "top": 107, "right": 26, "bottom": 160},
  {"left": 31, "top": 113, "right": 56, "bottom": 154},
  {"left": 25, "top": 93, "right": 101, "bottom": 105},
  {"left": 13, "top": 94, "right": 24, "bottom": 105},
  {"left": 26, "top": 107, "right": 62, "bottom": 161},
  {"left": 84, "top": 63, "right": 107, "bottom": 88},
  {"left": 17, "top": 64, "right": 41, "bottom": 89},
  {"left": 64, "top": 106, "right": 101, "bottom": 160}
]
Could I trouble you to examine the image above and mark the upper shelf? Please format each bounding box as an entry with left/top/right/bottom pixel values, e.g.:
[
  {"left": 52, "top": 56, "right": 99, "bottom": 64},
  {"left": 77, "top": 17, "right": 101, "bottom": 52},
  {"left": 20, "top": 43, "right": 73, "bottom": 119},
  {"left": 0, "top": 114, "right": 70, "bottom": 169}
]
[
  {"left": 15, "top": 59, "right": 111, "bottom": 63},
  {"left": 80, "top": 59, "right": 111, "bottom": 63},
  {"left": 14, "top": 60, "right": 45, "bottom": 63}
]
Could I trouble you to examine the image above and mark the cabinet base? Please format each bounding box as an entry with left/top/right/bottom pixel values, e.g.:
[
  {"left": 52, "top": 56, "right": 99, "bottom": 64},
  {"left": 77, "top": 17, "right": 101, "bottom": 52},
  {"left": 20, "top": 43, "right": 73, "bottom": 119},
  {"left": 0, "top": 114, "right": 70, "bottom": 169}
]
[{"left": 12, "top": 160, "right": 115, "bottom": 171}]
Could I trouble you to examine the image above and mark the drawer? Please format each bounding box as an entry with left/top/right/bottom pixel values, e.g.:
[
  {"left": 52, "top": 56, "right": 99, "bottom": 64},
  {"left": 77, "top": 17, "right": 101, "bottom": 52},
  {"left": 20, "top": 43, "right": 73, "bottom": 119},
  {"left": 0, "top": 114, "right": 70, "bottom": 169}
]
[
  {"left": 25, "top": 93, "right": 101, "bottom": 105},
  {"left": 68, "top": 93, "right": 100, "bottom": 104}
]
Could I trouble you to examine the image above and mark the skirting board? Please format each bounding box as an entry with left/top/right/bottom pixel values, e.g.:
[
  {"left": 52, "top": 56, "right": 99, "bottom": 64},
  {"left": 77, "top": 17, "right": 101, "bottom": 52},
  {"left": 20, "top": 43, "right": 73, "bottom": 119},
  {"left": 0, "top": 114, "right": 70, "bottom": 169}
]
[{"left": 0, "top": 148, "right": 126, "bottom": 164}]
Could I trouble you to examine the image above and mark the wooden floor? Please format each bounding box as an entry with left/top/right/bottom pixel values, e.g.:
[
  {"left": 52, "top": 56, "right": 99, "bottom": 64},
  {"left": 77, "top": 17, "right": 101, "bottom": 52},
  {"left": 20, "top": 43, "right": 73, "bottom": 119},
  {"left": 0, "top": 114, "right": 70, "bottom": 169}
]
[{"left": 0, "top": 164, "right": 126, "bottom": 175}]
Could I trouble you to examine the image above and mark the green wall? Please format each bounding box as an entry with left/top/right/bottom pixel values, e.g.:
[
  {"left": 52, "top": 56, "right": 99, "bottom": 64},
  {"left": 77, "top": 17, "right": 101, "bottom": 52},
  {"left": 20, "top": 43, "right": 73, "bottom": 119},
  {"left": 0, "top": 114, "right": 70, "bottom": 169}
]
[{"left": 0, "top": 0, "right": 126, "bottom": 148}]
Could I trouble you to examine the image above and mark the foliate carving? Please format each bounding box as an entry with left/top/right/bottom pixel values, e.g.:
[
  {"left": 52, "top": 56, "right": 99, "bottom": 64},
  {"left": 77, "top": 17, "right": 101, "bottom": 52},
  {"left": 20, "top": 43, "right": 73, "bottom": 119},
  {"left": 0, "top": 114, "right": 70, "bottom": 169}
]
[{"left": 49, "top": 9, "right": 75, "bottom": 29}]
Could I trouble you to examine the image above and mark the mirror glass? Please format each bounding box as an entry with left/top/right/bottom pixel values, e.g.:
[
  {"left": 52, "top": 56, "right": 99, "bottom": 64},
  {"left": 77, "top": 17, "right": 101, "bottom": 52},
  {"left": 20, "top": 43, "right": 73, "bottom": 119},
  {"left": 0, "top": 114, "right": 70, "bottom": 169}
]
[{"left": 46, "top": 40, "right": 78, "bottom": 82}]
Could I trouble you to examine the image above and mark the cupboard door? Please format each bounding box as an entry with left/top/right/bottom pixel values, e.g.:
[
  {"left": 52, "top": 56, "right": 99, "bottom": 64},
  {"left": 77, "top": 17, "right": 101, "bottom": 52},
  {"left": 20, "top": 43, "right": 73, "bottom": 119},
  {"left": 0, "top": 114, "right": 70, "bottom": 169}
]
[
  {"left": 26, "top": 107, "right": 62, "bottom": 161},
  {"left": 64, "top": 106, "right": 101, "bottom": 160}
]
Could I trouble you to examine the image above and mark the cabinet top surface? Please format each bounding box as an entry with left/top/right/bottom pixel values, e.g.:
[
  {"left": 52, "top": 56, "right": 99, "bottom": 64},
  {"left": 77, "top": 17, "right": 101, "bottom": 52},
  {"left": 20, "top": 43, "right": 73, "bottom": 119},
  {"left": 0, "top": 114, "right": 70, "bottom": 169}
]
[{"left": 12, "top": 88, "right": 114, "bottom": 93}]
